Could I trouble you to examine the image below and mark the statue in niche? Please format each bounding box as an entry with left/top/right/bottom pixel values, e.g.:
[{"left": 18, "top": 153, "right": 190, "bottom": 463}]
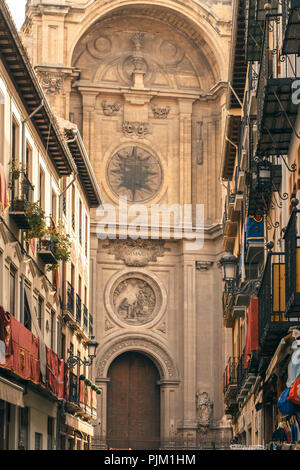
[{"left": 196, "top": 391, "right": 213, "bottom": 431}]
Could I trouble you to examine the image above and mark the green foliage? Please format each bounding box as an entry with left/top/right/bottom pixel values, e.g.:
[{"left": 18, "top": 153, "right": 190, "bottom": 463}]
[{"left": 24, "top": 202, "right": 47, "bottom": 241}]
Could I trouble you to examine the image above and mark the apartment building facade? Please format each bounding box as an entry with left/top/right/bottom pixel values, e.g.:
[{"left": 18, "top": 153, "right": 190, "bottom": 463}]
[{"left": 221, "top": 0, "right": 300, "bottom": 449}]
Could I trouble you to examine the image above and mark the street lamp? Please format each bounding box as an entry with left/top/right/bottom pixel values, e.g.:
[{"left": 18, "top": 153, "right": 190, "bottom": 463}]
[
  {"left": 219, "top": 250, "right": 238, "bottom": 283},
  {"left": 67, "top": 336, "right": 99, "bottom": 369}
]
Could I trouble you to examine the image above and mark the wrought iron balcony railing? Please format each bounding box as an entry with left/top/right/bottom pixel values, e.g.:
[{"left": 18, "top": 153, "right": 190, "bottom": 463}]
[
  {"left": 223, "top": 356, "right": 239, "bottom": 395},
  {"left": 258, "top": 250, "right": 299, "bottom": 357},
  {"left": 9, "top": 170, "right": 35, "bottom": 229},
  {"left": 37, "top": 239, "right": 58, "bottom": 265},
  {"left": 284, "top": 203, "right": 300, "bottom": 316},
  {"left": 256, "top": 13, "right": 300, "bottom": 157},
  {"left": 282, "top": 0, "right": 300, "bottom": 54}
]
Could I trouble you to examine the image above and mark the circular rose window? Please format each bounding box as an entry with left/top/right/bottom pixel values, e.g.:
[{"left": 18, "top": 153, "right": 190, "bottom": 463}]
[
  {"left": 110, "top": 272, "right": 163, "bottom": 326},
  {"left": 106, "top": 146, "right": 163, "bottom": 203}
]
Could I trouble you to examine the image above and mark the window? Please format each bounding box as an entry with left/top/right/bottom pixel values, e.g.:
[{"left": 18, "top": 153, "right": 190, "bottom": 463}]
[
  {"left": 62, "top": 177, "right": 67, "bottom": 215},
  {"left": 11, "top": 119, "right": 19, "bottom": 163},
  {"left": 18, "top": 407, "right": 29, "bottom": 450},
  {"left": 35, "top": 432, "right": 43, "bottom": 450},
  {"left": 51, "top": 190, "right": 57, "bottom": 223},
  {"left": 47, "top": 417, "right": 54, "bottom": 450},
  {"left": 25, "top": 143, "right": 32, "bottom": 183},
  {"left": 23, "top": 287, "right": 32, "bottom": 331},
  {"left": 38, "top": 296, "right": 44, "bottom": 331},
  {"left": 61, "top": 333, "right": 66, "bottom": 361},
  {"left": 9, "top": 265, "right": 16, "bottom": 316},
  {"left": 39, "top": 167, "right": 45, "bottom": 210},
  {"left": 85, "top": 215, "right": 88, "bottom": 257},
  {"left": 50, "top": 310, "right": 55, "bottom": 351}
]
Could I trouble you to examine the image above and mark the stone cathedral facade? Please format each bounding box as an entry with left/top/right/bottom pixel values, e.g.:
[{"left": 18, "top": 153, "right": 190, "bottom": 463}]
[{"left": 22, "top": 0, "right": 233, "bottom": 449}]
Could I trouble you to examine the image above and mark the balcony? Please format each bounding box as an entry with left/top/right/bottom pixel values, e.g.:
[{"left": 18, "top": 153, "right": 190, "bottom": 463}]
[
  {"left": 282, "top": 0, "right": 300, "bottom": 54},
  {"left": 256, "top": 13, "right": 300, "bottom": 157},
  {"left": 89, "top": 314, "right": 94, "bottom": 338},
  {"left": 223, "top": 357, "right": 239, "bottom": 415},
  {"left": 258, "top": 251, "right": 299, "bottom": 358},
  {"left": 237, "top": 349, "right": 257, "bottom": 403},
  {"left": 37, "top": 238, "right": 58, "bottom": 265},
  {"left": 284, "top": 204, "right": 300, "bottom": 316},
  {"left": 9, "top": 171, "right": 34, "bottom": 229},
  {"left": 68, "top": 372, "right": 78, "bottom": 406}
]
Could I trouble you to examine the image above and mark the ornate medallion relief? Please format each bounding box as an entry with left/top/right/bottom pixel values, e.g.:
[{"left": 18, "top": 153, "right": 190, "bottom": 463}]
[
  {"left": 107, "top": 146, "right": 163, "bottom": 203},
  {"left": 110, "top": 272, "right": 162, "bottom": 326}
]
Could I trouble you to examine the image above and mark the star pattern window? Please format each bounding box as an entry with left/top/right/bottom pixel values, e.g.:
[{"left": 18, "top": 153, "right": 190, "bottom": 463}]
[{"left": 107, "top": 146, "right": 163, "bottom": 203}]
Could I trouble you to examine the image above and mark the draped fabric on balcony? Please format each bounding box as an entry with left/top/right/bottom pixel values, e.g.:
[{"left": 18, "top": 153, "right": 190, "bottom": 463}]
[
  {"left": 245, "top": 215, "right": 264, "bottom": 246},
  {"left": 3, "top": 314, "right": 40, "bottom": 384},
  {"left": 0, "top": 309, "right": 69, "bottom": 399},
  {"left": 244, "top": 297, "right": 258, "bottom": 368},
  {"left": 46, "top": 346, "right": 69, "bottom": 400}
]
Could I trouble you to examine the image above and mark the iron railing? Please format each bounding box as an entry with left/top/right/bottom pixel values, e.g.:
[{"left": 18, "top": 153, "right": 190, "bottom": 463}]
[
  {"left": 9, "top": 170, "right": 34, "bottom": 211},
  {"left": 257, "top": 13, "right": 300, "bottom": 134},
  {"left": 284, "top": 207, "right": 300, "bottom": 315},
  {"left": 223, "top": 357, "right": 239, "bottom": 395},
  {"left": 258, "top": 251, "right": 285, "bottom": 344}
]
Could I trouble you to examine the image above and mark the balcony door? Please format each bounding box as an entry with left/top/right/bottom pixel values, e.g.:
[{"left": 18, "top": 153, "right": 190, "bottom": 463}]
[{"left": 107, "top": 351, "right": 160, "bottom": 450}]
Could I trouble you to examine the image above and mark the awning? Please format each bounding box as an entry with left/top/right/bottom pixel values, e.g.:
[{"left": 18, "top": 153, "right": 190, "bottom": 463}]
[
  {"left": 0, "top": 376, "right": 24, "bottom": 407},
  {"left": 65, "top": 413, "right": 94, "bottom": 437}
]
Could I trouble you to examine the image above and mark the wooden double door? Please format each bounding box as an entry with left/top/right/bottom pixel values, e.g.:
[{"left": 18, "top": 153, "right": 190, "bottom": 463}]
[{"left": 107, "top": 352, "right": 161, "bottom": 450}]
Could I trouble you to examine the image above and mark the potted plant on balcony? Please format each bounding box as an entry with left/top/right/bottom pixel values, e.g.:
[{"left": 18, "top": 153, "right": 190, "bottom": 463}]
[
  {"left": 46, "top": 220, "right": 71, "bottom": 271},
  {"left": 24, "top": 202, "right": 47, "bottom": 241}
]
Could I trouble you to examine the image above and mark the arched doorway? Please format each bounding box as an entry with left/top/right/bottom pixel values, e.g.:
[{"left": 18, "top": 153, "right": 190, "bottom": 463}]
[{"left": 107, "top": 351, "right": 161, "bottom": 450}]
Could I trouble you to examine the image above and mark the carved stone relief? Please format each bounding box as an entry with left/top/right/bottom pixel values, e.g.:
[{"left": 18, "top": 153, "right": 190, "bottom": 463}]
[
  {"left": 106, "top": 146, "right": 163, "bottom": 203},
  {"left": 103, "top": 239, "right": 169, "bottom": 267},
  {"left": 110, "top": 272, "right": 162, "bottom": 326},
  {"left": 37, "top": 71, "right": 64, "bottom": 95},
  {"left": 151, "top": 104, "right": 171, "bottom": 119},
  {"left": 196, "top": 391, "right": 214, "bottom": 432},
  {"left": 101, "top": 100, "right": 121, "bottom": 116},
  {"left": 122, "top": 121, "right": 149, "bottom": 138}
]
